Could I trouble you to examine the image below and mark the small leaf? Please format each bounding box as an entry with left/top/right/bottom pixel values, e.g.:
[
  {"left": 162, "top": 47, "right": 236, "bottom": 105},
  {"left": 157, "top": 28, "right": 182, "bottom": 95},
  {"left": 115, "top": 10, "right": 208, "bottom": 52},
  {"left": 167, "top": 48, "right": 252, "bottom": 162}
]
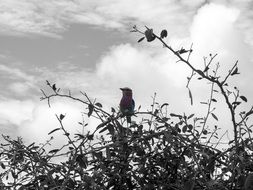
[
  {"left": 232, "top": 101, "right": 241, "bottom": 106},
  {"left": 240, "top": 96, "right": 247, "bottom": 102},
  {"left": 196, "top": 70, "right": 204, "bottom": 76},
  {"left": 64, "top": 133, "right": 70, "bottom": 137},
  {"left": 188, "top": 124, "right": 193, "bottom": 131},
  {"left": 203, "top": 130, "right": 208, "bottom": 135},
  {"left": 48, "top": 128, "right": 61, "bottom": 135},
  {"left": 246, "top": 110, "right": 253, "bottom": 117},
  {"left": 75, "top": 133, "right": 85, "bottom": 139},
  {"left": 49, "top": 149, "right": 59, "bottom": 154},
  {"left": 182, "top": 125, "right": 188, "bottom": 133},
  {"left": 69, "top": 147, "right": 74, "bottom": 150},
  {"left": 99, "top": 124, "right": 114, "bottom": 134},
  {"left": 31, "top": 146, "right": 40, "bottom": 150},
  {"left": 96, "top": 121, "right": 107, "bottom": 130},
  {"left": 161, "top": 103, "right": 169, "bottom": 109},
  {"left": 99, "top": 126, "right": 109, "bottom": 134},
  {"left": 211, "top": 113, "right": 218, "bottom": 121},
  {"left": 87, "top": 134, "right": 94, "bottom": 140},
  {"left": 27, "top": 142, "right": 35, "bottom": 148},
  {"left": 76, "top": 154, "right": 87, "bottom": 168},
  {"left": 160, "top": 29, "right": 167, "bottom": 38},
  {"left": 59, "top": 114, "right": 65, "bottom": 120},
  {"left": 144, "top": 28, "right": 156, "bottom": 42},
  {"left": 203, "top": 66, "right": 209, "bottom": 72},
  {"left": 107, "top": 124, "right": 115, "bottom": 135},
  {"left": 188, "top": 89, "right": 193, "bottom": 105},
  {"left": 136, "top": 146, "right": 145, "bottom": 156},
  {"left": 93, "top": 151, "right": 103, "bottom": 160},
  {"left": 111, "top": 107, "right": 116, "bottom": 113},
  {"left": 188, "top": 114, "right": 194, "bottom": 119},
  {"left": 11, "top": 171, "right": 18, "bottom": 179},
  {"left": 88, "top": 104, "right": 94, "bottom": 117},
  {"left": 154, "top": 109, "right": 159, "bottom": 116},
  {"left": 178, "top": 48, "right": 188, "bottom": 54},
  {"left": 46, "top": 80, "right": 50, "bottom": 86},
  {"left": 137, "top": 37, "right": 145, "bottom": 43},
  {"left": 231, "top": 67, "right": 239, "bottom": 76},
  {"left": 170, "top": 113, "right": 182, "bottom": 118},
  {"left": 1, "top": 162, "right": 5, "bottom": 169},
  {"left": 95, "top": 102, "right": 102, "bottom": 108},
  {"left": 211, "top": 99, "right": 217, "bottom": 102},
  {"left": 52, "top": 84, "right": 57, "bottom": 91}
]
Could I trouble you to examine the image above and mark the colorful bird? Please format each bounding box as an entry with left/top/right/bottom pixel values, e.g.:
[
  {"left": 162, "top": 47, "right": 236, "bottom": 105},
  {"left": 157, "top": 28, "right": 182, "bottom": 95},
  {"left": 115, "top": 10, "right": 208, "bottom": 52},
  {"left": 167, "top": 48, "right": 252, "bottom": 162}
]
[{"left": 120, "top": 87, "right": 135, "bottom": 123}]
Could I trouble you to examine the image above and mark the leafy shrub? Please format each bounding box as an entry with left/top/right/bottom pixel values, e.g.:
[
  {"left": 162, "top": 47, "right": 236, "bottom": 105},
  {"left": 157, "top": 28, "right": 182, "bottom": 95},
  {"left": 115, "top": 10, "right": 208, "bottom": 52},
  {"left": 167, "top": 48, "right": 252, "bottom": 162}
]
[{"left": 1, "top": 26, "right": 253, "bottom": 190}]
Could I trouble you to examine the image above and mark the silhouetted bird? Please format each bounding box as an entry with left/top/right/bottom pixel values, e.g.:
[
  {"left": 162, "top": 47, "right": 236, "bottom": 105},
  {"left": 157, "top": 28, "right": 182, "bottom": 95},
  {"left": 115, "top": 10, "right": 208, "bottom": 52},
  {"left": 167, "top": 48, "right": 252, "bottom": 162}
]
[{"left": 120, "top": 87, "right": 135, "bottom": 123}]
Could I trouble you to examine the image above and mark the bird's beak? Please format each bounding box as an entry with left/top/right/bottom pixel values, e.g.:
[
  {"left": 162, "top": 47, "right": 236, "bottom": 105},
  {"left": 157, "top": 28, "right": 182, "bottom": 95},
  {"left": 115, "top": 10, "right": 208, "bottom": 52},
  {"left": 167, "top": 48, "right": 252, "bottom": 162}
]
[{"left": 120, "top": 88, "right": 123, "bottom": 91}]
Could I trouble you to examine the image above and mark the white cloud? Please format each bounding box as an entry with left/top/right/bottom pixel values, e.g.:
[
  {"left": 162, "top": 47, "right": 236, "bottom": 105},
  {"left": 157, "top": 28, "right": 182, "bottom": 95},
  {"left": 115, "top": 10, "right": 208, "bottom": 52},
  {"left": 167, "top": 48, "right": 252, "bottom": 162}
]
[
  {"left": 96, "top": 44, "right": 187, "bottom": 88},
  {"left": 0, "top": 41, "right": 193, "bottom": 142},
  {"left": 6, "top": 9, "right": 250, "bottom": 141},
  {"left": 1, "top": 0, "right": 184, "bottom": 36},
  {"left": 190, "top": 3, "right": 240, "bottom": 54},
  {"left": 0, "top": 96, "right": 97, "bottom": 145},
  {"left": 89, "top": 3, "right": 253, "bottom": 140},
  {"left": 18, "top": 100, "right": 84, "bottom": 145},
  {"left": 234, "top": 2, "right": 253, "bottom": 47},
  {"left": 0, "top": 99, "right": 34, "bottom": 126},
  {"left": 1, "top": 1, "right": 253, "bottom": 145},
  {"left": 7, "top": 82, "right": 33, "bottom": 95},
  {"left": 0, "top": 90, "right": 104, "bottom": 151},
  {"left": 0, "top": 0, "right": 63, "bottom": 37},
  {"left": 0, "top": 64, "right": 39, "bottom": 97},
  {"left": 95, "top": 43, "right": 207, "bottom": 118},
  {"left": 187, "top": 3, "right": 253, "bottom": 137},
  {"left": 0, "top": 0, "right": 252, "bottom": 54},
  {"left": 189, "top": 3, "right": 253, "bottom": 89},
  {"left": 0, "top": 64, "right": 34, "bottom": 81}
]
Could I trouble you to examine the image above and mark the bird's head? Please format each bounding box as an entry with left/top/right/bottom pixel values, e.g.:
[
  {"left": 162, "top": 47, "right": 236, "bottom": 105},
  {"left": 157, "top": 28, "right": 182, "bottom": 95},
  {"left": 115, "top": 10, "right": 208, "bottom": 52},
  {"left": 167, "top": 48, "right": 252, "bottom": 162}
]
[{"left": 120, "top": 87, "right": 133, "bottom": 97}]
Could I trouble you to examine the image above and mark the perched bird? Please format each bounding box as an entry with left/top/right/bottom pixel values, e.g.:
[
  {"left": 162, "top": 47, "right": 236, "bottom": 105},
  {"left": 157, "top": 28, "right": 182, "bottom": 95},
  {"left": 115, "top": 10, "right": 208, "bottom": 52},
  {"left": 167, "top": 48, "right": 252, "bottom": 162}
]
[{"left": 120, "top": 87, "right": 135, "bottom": 123}]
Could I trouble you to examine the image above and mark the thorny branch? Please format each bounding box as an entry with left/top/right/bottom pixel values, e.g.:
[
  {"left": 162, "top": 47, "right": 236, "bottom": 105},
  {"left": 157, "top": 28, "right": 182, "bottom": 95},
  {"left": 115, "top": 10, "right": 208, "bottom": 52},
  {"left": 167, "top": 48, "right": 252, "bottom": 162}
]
[{"left": 132, "top": 26, "right": 247, "bottom": 149}]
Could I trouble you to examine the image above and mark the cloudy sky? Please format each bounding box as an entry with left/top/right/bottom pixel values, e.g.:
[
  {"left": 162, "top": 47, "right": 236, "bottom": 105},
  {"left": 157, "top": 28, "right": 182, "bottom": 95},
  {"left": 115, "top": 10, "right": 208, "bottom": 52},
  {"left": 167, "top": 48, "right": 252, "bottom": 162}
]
[{"left": 0, "top": 0, "right": 253, "bottom": 146}]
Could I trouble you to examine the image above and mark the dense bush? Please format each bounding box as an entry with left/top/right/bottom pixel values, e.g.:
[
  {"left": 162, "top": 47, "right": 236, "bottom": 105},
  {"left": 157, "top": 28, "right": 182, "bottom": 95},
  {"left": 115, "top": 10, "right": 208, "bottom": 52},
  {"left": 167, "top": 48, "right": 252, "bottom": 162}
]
[{"left": 1, "top": 26, "right": 253, "bottom": 189}]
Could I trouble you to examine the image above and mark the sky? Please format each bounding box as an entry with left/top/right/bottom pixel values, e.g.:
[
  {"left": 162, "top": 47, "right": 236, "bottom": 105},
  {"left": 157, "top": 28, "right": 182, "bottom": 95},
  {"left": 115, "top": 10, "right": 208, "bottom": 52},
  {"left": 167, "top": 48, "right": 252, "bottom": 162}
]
[{"left": 0, "top": 0, "right": 253, "bottom": 147}]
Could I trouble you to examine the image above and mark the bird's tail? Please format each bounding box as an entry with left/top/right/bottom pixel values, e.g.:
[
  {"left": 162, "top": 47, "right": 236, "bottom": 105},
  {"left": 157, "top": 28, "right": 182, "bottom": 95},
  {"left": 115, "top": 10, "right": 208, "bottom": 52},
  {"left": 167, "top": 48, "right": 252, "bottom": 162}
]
[{"left": 126, "top": 116, "right": 131, "bottom": 123}]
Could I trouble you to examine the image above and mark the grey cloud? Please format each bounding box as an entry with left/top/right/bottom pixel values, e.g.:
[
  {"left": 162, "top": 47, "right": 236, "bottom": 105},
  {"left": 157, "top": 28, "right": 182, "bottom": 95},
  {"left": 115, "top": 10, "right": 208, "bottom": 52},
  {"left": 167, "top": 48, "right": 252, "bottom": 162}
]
[{"left": 0, "top": 0, "right": 252, "bottom": 49}]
